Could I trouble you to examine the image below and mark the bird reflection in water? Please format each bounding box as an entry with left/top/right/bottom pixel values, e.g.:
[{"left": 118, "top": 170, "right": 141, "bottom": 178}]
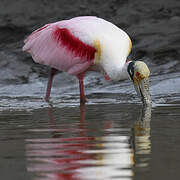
[
  {"left": 133, "top": 106, "right": 151, "bottom": 169},
  {"left": 25, "top": 104, "right": 151, "bottom": 180}
]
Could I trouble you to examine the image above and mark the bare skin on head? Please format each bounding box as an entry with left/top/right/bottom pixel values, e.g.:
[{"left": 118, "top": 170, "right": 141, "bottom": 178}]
[{"left": 127, "top": 61, "right": 151, "bottom": 105}]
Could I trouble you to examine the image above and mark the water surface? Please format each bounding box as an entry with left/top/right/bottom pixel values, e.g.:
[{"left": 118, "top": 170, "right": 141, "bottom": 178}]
[
  {"left": 1, "top": 102, "right": 180, "bottom": 180},
  {"left": 0, "top": 68, "right": 180, "bottom": 180}
]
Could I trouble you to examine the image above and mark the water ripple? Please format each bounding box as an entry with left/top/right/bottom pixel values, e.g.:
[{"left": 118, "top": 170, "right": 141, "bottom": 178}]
[{"left": 23, "top": 105, "right": 151, "bottom": 180}]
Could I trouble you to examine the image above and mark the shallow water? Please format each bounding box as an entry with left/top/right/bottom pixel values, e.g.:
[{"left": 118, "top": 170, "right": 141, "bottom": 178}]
[
  {"left": 0, "top": 54, "right": 180, "bottom": 180},
  {"left": 0, "top": 68, "right": 180, "bottom": 110},
  {"left": 0, "top": 67, "right": 180, "bottom": 180},
  {"left": 0, "top": 102, "right": 180, "bottom": 180}
]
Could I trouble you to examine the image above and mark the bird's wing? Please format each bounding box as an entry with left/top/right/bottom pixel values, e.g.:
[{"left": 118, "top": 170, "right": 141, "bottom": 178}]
[{"left": 23, "top": 22, "right": 96, "bottom": 75}]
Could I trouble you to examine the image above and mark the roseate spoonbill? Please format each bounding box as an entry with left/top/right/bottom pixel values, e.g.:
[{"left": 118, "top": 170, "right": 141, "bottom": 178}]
[{"left": 23, "top": 16, "right": 151, "bottom": 104}]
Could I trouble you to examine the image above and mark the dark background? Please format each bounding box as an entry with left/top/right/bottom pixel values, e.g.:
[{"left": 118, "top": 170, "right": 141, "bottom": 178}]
[{"left": 0, "top": 0, "right": 180, "bottom": 84}]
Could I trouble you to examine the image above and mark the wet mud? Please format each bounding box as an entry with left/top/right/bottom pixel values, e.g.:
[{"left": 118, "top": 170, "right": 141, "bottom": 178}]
[{"left": 0, "top": 0, "right": 180, "bottom": 107}]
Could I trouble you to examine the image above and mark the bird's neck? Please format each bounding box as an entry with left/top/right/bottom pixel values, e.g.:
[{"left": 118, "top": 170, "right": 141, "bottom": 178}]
[
  {"left": 120, "top": 61, "right": 131, "bottom": 80},
  {"left": 103, "top": 61, "right": 131, "bottom": 81},
  {"left": 99, "top": 58, "right": 132, "bottom": 81}
]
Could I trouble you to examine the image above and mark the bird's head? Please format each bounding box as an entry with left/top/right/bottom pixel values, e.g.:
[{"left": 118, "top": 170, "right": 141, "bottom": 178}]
[{"left": 127, "top": 61, "right": 151, "bottom": 105}]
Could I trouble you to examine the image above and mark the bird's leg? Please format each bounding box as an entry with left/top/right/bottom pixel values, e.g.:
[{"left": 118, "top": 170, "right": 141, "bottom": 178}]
[
  {"left": 45, "top": 68, "right": 57, "bottom": 102},
  {"left": 77, "top": 73, "right": 86, "bottom": 104}
]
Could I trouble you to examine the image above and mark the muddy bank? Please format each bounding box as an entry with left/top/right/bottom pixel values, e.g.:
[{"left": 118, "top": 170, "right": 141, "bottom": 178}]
[{"left": 0, "top": 0, "right": 180, "bottom": 89}]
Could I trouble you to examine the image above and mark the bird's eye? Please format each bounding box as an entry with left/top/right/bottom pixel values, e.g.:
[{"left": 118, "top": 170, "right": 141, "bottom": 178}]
[{"left": 136, "top": 72, "right": 140, "bottom": 77}]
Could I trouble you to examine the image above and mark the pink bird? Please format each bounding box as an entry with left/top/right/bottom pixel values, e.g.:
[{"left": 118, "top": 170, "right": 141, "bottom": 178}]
[{"left": 23, "top": 16, "right": 151, "bottom": 104}]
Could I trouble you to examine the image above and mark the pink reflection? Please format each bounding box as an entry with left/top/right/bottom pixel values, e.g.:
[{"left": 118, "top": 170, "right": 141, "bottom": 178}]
[
  {"left": 26, "top": 105, "right": 151, "bottom": 180},
  {"left": 26, "top": 104, "right": 112, "bottom": 180}
]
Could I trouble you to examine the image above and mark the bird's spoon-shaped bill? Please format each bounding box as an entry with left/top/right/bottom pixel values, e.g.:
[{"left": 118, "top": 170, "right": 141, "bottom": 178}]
[{"left": 134, "top": 77, "right": 151, "bottom": 105}]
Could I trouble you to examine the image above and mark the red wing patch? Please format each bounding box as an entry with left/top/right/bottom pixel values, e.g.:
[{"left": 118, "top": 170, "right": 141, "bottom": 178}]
[{"left": 53, "top": 27, "right": 96, "bottom": 61}]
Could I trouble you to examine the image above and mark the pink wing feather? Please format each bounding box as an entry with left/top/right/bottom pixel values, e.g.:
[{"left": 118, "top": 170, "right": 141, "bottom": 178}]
[{"left": 23, "top": 21, "right": 96, "bottom": 75}]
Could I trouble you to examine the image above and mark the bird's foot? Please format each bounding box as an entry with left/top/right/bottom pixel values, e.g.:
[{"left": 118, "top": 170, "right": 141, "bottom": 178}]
[
  {"left": 45, "top": 97, "right": 54, "bottom": 107},
  {"left": 80, "top": 98, "right": 87, "bottom": 104},
  {"left": 45, "top": 97, "right": 49, "bottom": 102}
]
